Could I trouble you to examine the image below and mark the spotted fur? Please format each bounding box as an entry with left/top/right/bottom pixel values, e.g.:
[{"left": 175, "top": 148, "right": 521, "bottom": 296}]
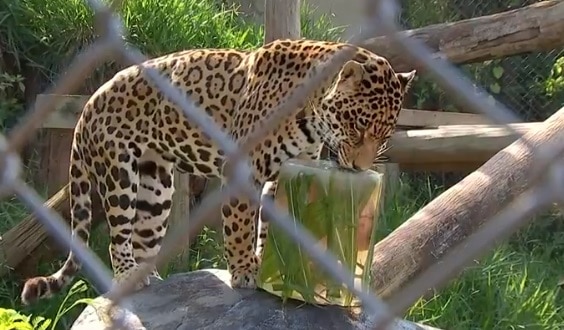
[{"left": 20, "top": 38, "right": 415, "bottom": 305}]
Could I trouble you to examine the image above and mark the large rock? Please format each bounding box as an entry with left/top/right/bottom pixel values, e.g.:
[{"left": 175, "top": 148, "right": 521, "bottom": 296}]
[{"left": 71, "top": 269, "right": 440, "bottom": 330}]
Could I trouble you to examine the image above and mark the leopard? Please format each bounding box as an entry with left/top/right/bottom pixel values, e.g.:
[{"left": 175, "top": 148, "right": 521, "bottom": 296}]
[{"left": 20, "top": 38, "right": 415, "bottom": 305}]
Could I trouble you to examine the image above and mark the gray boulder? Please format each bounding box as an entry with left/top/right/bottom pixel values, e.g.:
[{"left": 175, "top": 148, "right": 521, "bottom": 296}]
[{"left": 71, "top": 268, "right": 440, "bottom": 330}]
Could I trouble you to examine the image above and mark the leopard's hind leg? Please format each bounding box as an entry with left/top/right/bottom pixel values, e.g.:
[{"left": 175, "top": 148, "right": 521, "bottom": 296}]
[
  {"left": 95, "top": 142, "right": 151, "bottom": 290},
  {"left": 131, "top": 150, "right": 175, "bottom": 280}
]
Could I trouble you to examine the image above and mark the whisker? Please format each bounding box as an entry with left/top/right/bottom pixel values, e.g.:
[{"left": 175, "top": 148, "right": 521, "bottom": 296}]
[
  {"left": 371, "top": 142, "right": 392, "bottom": 166},
  {"left": 323, "top": 138, "right": 341, "bottom": 153},
  {"left": 377, "top": 144, "right": 390, "bottom": 155},
  {"left": 318, "top": 127, "right": 341, "bottom": 146},
  {"left": 372, "top": 154, "right": 390, "bottom": 164},
  {"left": 323, "top": 144, "right": 340, "bottom": 156}
]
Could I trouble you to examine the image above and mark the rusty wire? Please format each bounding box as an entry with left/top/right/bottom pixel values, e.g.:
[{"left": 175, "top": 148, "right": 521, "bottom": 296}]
[{"left": 2, "top": 0, "right": 563, "bottom": 329}]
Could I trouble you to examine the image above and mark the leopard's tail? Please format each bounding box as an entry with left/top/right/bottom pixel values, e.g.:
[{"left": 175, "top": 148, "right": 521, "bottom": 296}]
[{"left": 21, "top": 134, "right": 93, "bottom": 305}]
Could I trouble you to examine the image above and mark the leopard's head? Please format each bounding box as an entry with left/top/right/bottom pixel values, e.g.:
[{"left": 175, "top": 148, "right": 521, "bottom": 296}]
[{"left": 324, "top": 57, "right": 415, "bottom": 171}]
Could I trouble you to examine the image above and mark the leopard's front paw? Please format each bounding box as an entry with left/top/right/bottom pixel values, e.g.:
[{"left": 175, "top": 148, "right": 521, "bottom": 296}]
[
  {"left": 111, "top": 264, "right": 151, "bottom": 292},
  {"left": 230, "top": 256, "right": 260, "bottom": 289}
]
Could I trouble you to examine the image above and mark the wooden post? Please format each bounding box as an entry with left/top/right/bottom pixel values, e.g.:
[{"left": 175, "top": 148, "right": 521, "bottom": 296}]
[
  {"left": 162, "top": 171, "right": 191, "bottom": 272},
  {"left": 264, "top": 0, "right": 301, "bottom": 43}
]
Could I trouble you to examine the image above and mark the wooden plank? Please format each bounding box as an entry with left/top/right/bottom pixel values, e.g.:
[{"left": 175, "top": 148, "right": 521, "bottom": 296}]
[
  {"left": 39, "top": 94, "right": 88, "bottom": 129},
  {"left": 170, "top": 172, "right": 191, "bottom": 234},
  {"left": 36, "top": 119, "right": 540, "bottom": 181},
  {"left": 437, "top": 123, "right": 535, "bottom": 131},
  {"left": 160, "top": 171, "right": 191, "bottom": 273},
  {"left": 38, "top": 94, "right": 492, "bottom": 130},
  {"left": 398, "top": 161, "right": 486, "bottom": 173},
  {"left": 399, "top": 109, "right": 493, "bottom": 127},
  {"left": 384, "top": 123, "right": 543, "bottom": 168},
  {"left": 37, "top": 94, "right": 532, "bottom": 172}
]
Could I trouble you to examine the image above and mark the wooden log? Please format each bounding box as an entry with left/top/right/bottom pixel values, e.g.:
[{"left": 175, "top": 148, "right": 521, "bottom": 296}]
[
  {"left": 1, "top": 181, "right": 206, "bottom": 278},
  {"left": 384, "top": 123, "right": 543, "bottom": 171},
  {"left": 0, "top": 184, "right": 105, "bottom": 278},
  {"left": 360, "top": 1, "right": 564, "bottom": 72},
  {"left": 369, "top": 106, "right": 564, "bottom": 302}
]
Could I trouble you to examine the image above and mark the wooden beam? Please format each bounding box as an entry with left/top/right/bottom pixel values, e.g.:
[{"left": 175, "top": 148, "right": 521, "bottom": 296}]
[
  {"left": 369, "top": 106, "right": 564, "bottom": 310},
  {"left": 39, "top": 94, "right": 87, "bottom": 129},
  {"left": 398, "top": 109, "right": 492, "bottom": 128},
  {"left": 384, "top": 123, "right": 543, "bottom": 170},
  {"left": 38, "top": 94, "right": 491, "bottom": 130},
  {"left": 37, "top": 128, "right": 74, "bottom": 196},
  {"left": 37, "top": 93, "right": 521, "bottom": 171},
  {"left": 397, "top": 161, "right": 487, "bottom": 173},
  {"left": 359, "top": 1, "right": 564, "bottom": 72}
]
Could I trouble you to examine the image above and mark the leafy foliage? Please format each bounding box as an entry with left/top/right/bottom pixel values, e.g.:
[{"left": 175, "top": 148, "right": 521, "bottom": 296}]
[
  {"left": 545, "top": 56, "right": 564, "bottom": 98},
  {"left": 0, "top": 280, "right": 92, "bottom": 330},
  {"left": 258, "top": 160, "right": 382, "bottom": 306}
]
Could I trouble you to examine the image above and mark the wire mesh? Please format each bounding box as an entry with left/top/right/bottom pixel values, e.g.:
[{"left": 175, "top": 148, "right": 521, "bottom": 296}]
[
  {"left": 2, "top": 0, "right": 563, "bottom": 329},
  {"left": 398, "top": 0, "right": 564, "bottom": 190}
]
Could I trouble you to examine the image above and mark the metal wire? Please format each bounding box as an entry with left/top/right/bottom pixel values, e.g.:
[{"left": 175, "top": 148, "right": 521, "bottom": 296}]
[{"left": 2, "top": 0, "right": 563, "bottom": 329}]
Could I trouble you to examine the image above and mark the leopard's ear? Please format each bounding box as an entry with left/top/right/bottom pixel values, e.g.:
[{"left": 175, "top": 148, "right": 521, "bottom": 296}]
[
  {"left": 397, "top": 70, "right": 416, "bottom": 92},
  {"left": 338, "top": 60, "right": 364, "bottom": 82}
]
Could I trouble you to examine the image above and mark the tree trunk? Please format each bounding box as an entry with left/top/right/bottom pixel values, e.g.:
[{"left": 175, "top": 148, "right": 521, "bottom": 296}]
[
  {"left": 370, "top": 106, "right": 564, "bottom": 302},
  {"left": 360, "top": 1, "right": 564, "bottom": 72}
]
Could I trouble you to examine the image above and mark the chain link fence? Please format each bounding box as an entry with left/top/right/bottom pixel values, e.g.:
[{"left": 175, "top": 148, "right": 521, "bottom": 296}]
[
  {"left": 2, "top": 0, "right": 564, "bottom": 328},
  {"left": 399, "top": 0, "right": 564, "bottom": 190},
  {"left": 401, "top": 0, "right": 563, "bottom": 121}
]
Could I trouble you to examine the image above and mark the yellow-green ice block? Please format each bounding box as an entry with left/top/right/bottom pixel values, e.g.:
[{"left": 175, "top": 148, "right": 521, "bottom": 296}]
[{"left": 257, "top": 159, "right": 384, "bottom": 307}]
